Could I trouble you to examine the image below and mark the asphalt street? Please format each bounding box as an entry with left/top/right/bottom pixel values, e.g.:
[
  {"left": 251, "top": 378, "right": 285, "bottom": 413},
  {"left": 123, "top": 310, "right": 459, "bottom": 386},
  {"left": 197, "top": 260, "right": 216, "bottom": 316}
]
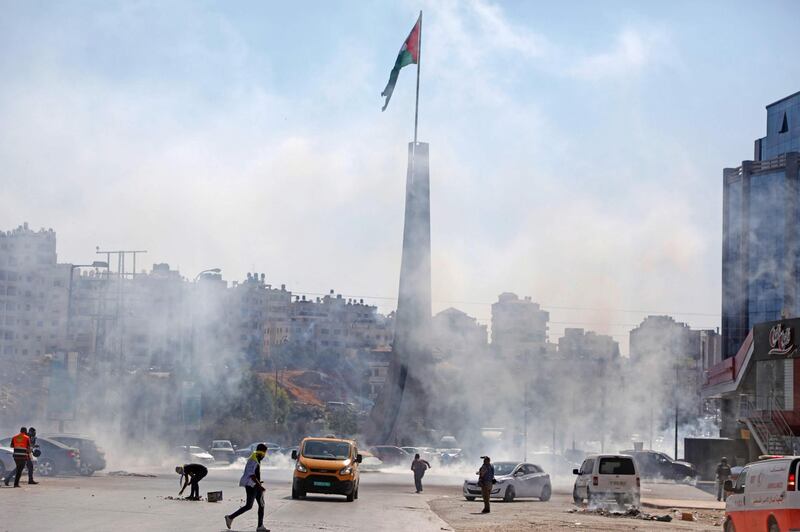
[
  {"left": 0, "top": 465, "right": 724, "bottom": 532},
  {"left": 1, "top": 466, "right": 455, "bottom": 532}
]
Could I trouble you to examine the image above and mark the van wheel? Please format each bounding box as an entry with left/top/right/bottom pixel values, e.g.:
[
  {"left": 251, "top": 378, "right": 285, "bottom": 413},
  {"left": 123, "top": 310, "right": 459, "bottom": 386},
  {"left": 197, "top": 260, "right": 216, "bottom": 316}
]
[
  {"left": 291, "top": 487, "right": 299, "bottom": 499},
  {"left": 465, "top": 496, "right": 476, "bottom": 501},
  {"left": 586, "top": 487, "right": 594, "bottom": 505},
  {"left": 503, "top": 486, "right": 515, "bottom": 502},
  {"left": 723, "top": 518, "right": 735, "bottom": 532},
  {"left": 354, "top": 486, "right": 359, "bottom": 500},
  {"left": 768, "top": 518, "right": 780, "bottom": 532},
  {"left": 572, "top": 487, "right": 582, "bottom": 504},
  {"left": 346, "top": 490, "right": 355, "bottom": 502},
  {"left": 539, "top": 483, "right": 551, "bottom": 501}
]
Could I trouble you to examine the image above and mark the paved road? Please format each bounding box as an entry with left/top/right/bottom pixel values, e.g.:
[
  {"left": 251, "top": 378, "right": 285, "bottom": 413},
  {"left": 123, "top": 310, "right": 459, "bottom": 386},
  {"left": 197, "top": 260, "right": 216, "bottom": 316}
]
[
  {"left": 1, "top": 466, "right": 453, "bottom": 532},
  {"left": 0, "top": 466, "right": 724, "bottom": 532}
]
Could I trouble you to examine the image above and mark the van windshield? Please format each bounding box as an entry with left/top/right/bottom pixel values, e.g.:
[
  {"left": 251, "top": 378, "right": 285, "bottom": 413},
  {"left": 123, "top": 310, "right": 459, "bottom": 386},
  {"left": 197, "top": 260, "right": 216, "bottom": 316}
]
[
  {"left": 599, "top": 457, "right": 636, "bottom": 475},
  {"left": 303, "top": 440, "right": 351, "bottom": 460}
]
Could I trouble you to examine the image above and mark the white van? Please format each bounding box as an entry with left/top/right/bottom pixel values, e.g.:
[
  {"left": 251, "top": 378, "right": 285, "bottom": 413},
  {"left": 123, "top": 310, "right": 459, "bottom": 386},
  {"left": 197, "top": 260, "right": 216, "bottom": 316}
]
[
  {"left": 723, "top": 456, "right": 800, "bottom": 532},
  {"left": 572, "top": 454, "right": 640, "bottom": 506}
]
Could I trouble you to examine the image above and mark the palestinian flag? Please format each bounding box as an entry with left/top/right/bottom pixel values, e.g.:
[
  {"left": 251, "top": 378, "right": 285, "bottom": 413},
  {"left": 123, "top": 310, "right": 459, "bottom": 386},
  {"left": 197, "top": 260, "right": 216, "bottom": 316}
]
[{"left": 381, "top": 15, "right": 421, "bottom": 111}]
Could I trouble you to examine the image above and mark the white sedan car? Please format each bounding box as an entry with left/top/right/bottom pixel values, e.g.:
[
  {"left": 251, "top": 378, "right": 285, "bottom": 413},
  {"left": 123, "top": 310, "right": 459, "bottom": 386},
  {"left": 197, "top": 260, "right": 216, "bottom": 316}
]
[
  {"left": 0, "top": 446, "right": 37, "bottom": 478},
  {"left": 463, "top": 461, "right": 552, "bottom": 502}
]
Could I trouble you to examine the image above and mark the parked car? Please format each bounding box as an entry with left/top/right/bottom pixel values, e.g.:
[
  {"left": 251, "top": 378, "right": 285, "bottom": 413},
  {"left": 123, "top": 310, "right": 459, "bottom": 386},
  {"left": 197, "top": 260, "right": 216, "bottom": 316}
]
[
  {"left": 401, "top": 446, "right": 437, "bottom": 462},
  {"left": 174, "top": 445, "right": 215, "bottom": 466},
  {"left": 0, "top": 446, "right": 37, "bottom": 477},
  {"left": 723, "top": 456, "right": 800, "bottom": 532},
  {"left": 208, "top": 440, "right": 236, "bottom": 463},
  {"left": 530, "top": 452, "right": 580, "bottom": 478},
  {"left": 620, "top": 449, "right": 697, "bottom": 484},
  {"left": 369, "top": 446, "right": 410, "bottom": 466},
  {"left": 236, "top": 442, "right": 281, "bottom": 459},
  {"left": 45, "top": 434, "right": 106, "bottom": 476},
  {"left": 439, "top": 448, "right": 465, "bottom": 466},
  {"left": 463, "top": 462, "right": 552, "bottom": 502},
  {"left": 280, "top": 446, "right": 299, "bottom": 457},
  {"left": 573, "top": 454, "right": 641, "bottom": 506},
  {"left": 359, "top": 451, "right": 384, "bottom": 472},
  {"left": 0, "top": 436, "right": 79, "bottom": 477}
]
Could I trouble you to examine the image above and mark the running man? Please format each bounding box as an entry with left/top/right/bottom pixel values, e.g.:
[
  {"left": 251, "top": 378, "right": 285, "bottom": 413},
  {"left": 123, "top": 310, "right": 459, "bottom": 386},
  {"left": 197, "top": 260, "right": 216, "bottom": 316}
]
[
  {"left": 225, "top": 443, "right": 268, "bottom": 532},
  {"left": 410, "top": 453, "right": 431, "bottom": 493}
]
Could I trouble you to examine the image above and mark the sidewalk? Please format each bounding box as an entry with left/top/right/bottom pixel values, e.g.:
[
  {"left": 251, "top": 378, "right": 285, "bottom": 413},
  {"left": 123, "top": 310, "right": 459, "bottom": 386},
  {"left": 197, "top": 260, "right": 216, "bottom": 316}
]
[
  {"left": 640, "top": 481, "right": 726, "bottom": 510},
  {"left": 642, "top": 497, "right": 725, "bottom": 510}
]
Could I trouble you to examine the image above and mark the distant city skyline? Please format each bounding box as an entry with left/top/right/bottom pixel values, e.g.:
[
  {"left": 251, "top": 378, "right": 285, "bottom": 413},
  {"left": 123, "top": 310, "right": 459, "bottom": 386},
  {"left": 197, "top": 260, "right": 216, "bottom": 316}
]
[{"left": 2, "top": 1, "right": 799, "bottom": 354}]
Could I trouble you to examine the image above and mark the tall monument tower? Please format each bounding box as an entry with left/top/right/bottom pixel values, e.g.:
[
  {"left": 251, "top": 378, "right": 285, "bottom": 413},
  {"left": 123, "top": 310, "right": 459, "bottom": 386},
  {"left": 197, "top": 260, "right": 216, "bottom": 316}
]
[{"left": 366, "top": 142, "right": 432, "bottom": 444}]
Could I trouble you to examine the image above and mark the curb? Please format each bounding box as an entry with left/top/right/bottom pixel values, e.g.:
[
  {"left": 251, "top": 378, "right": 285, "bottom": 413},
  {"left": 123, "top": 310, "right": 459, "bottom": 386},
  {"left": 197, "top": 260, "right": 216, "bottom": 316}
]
[{"left": 642, "top": 500, "right": 724, "bottom": 511}]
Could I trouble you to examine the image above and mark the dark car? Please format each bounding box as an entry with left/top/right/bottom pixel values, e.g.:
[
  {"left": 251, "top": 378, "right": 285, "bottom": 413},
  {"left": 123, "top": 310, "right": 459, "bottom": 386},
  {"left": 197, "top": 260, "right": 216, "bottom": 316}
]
[
  {"left": 0, "top": 436, "right": 80, "bottom": 477},
  {"left": 369, "top": 445, "right": 410, "bottom": 466},
  {"left": 45, "top": 434, "right": 106, "bottom": 476},
  {"left": 620, "top": 449, "right": 697, "bottom": 483},
  {"left": 208, "top": 440, "right": 237, "bottom": 463}
]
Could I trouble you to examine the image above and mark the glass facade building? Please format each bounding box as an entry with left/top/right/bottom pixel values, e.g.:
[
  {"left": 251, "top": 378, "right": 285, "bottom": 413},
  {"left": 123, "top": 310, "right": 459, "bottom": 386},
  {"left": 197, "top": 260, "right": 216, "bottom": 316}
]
[{"left": 722, "top": 91, "right": 800, "bottom": 358}]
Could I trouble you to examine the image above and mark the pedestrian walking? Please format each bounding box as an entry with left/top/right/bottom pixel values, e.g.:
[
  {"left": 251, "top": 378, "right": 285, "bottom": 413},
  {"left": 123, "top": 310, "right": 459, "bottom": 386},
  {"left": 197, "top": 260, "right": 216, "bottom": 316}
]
[
  {"left": 716, "top": 456, "right": 732, "bottom": 501},
  {"left": 225, "top": 443, "right": 269, "bottom": 532},
  {"left": 411, "top": 453, "right": 431, "bottom": 493},
  {"left": 4, "top": 427, "right": 31, "bottom": 488},
  {"left": 476, "top": 456, "right": 495, "bottom": 514},
  {"left": 25, "top": 427, "right": 39, "bottom": 485},
  {"left": 176, "top": 463, "right": 208, "bottom": 500}
]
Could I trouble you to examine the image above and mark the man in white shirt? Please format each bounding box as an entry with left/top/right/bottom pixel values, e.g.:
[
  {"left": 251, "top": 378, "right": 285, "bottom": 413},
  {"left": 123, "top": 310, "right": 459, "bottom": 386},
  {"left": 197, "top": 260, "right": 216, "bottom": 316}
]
[{"left": 225, "top": 443, "right": 268, "bottom": 532}]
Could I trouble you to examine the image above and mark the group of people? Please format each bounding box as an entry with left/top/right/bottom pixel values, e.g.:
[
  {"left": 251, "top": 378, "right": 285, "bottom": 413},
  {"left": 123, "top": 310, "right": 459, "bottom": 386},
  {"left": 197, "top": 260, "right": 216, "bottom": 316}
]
[
  {"left": 175, "top": 443, "right": 269, "bottom": 532},
  {"left": 4, "top": 427, "right": 39, "bottom": 488},
  {"left": 410, "top": 452, "right": 495, "bottom": 513},
  {"left": 176, "top": 446, "right": 495, "bottom": 531}
]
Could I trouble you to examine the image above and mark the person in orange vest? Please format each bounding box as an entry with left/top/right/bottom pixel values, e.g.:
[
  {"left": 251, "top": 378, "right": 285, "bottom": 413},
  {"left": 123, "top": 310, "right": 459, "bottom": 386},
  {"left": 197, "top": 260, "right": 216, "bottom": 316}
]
[{"left": 7, "top": 427, "right": 31, "bottom": 488}]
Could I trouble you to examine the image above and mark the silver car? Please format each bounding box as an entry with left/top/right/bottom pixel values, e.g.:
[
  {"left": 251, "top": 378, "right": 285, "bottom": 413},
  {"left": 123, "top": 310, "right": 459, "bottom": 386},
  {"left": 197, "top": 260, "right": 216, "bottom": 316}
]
[
  {"left": 463, "top": 461, "right": 552, "bottom": 502},
  {"left": 0, "top": 446, "right": 36, "bottom": 478}
]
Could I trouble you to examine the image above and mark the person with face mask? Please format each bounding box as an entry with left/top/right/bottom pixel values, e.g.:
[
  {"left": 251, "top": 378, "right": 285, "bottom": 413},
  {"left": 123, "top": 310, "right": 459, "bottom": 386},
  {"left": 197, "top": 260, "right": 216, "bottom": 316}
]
[{"left": 225, "top": 443, "right": 268, "bottom": 532}]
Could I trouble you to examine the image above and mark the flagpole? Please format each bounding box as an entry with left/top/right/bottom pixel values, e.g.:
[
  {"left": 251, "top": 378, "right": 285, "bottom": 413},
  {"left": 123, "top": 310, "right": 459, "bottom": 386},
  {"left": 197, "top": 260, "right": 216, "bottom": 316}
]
[{"left": 414, "top": 11, "right": 422, "bottom": 144}]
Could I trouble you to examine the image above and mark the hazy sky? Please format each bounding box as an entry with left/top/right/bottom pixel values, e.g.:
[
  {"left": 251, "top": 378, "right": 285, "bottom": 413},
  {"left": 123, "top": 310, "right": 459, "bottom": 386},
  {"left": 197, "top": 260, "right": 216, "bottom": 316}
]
[{"left": 2, "top": 0, "right": 799, "bottom": 353}]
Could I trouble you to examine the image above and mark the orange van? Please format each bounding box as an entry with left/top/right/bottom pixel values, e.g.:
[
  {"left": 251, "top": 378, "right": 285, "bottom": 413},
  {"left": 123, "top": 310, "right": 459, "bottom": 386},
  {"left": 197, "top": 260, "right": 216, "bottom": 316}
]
[{"left": 291, "top": 437, "right": 362, "bottom": 501}]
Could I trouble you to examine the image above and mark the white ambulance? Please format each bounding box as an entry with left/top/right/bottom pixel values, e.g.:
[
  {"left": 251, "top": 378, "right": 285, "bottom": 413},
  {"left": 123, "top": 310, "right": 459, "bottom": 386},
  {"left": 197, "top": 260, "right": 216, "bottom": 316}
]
[{"left": 724, "top": 456, "right": 800, "bottom": 532}]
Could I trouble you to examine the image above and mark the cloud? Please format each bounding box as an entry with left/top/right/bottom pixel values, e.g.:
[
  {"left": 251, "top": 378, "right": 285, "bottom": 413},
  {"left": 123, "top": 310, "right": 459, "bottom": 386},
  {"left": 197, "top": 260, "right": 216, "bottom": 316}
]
[
  {"left": 568, "top": 28, "right": 672, "bottom": 81},
  {"left": 0, "top": 1, "right": 718, "bottom": 355}
]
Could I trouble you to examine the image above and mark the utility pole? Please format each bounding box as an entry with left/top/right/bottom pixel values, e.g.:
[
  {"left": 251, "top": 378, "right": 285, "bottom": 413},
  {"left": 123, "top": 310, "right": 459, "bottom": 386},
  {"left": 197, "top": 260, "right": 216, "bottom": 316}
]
[
  {"left": 675, "top": 362, "right": 680, "bottom": 459},
  {"left": 523, "top": 377, "right": 528, "bottom": 462}
]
